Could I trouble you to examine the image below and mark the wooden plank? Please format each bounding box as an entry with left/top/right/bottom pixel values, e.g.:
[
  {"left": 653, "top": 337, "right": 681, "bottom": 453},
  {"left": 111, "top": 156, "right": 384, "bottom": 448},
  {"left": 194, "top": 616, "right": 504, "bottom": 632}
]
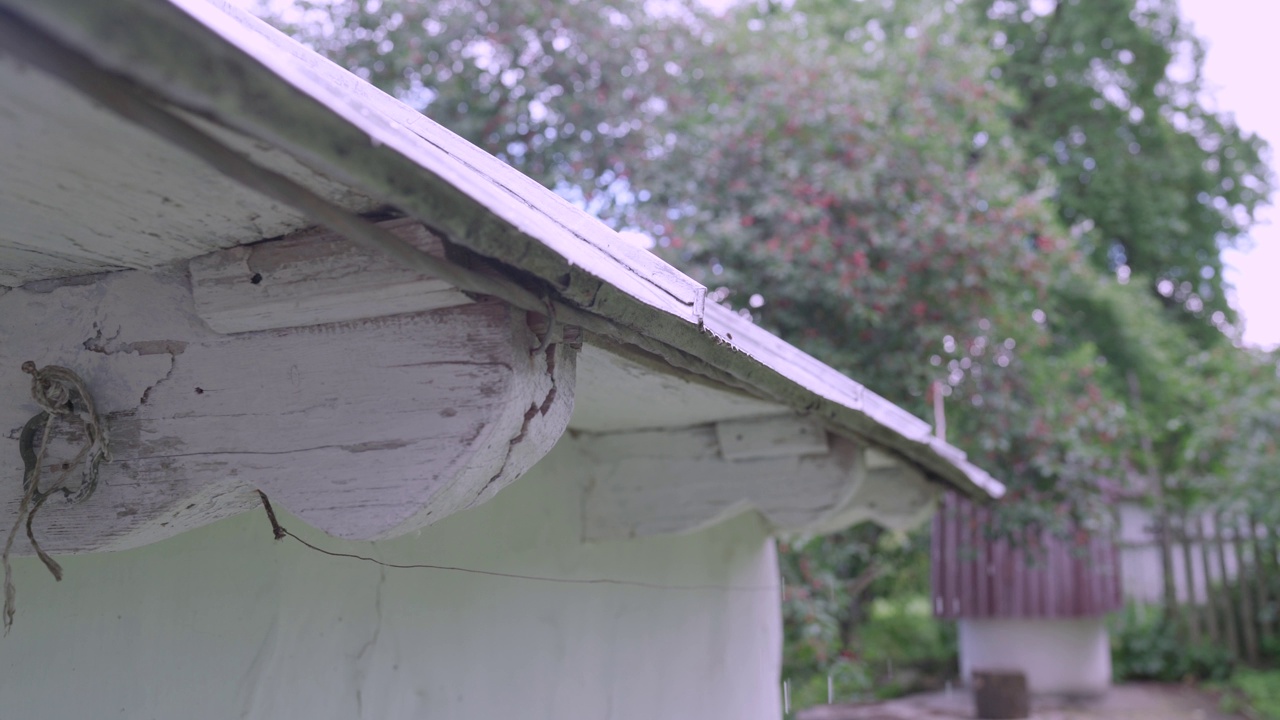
[
  {"left": 959, "top": 502, "right": 974, "bottom": 616},
  {"left": 189, "top": 218, "right": 471, "bottom": 334},
  {"left": 975, "top": 503, "right": 988, "bottom": 619},
  {"left": 1215, "top": 512, "right": 1242, "bottom": 659},
  {"left": 1109, "top": 539, "right": 1123, "bottom": 611},
  {"left": 0, "top": 267, "right": 574, "bottom": 553},
  {"left": 702, "top": 304, "right": 1003, "bottom": 499},
  {"left": 1197, "top": 515, "right": 1223, "bottom": 646},
  {"left": 1088, "top": 536, "right": 1104, "bottom": 616},
  {"left": 0, "top": 50, "right": 376, "bottom": 287},
  {"left": 1234, "top": 516, "right": 1260, "bottom": 664},
  {"left": 932, "top": 506, "right": 945, "bottom": 617},
  {"left": 715, "top": 415, "right": 828, "bottom": 461},
  {"left": 865, "top": 448, "right": 899, "bottom": 470},
  {"left": 1179, "top": 513, "right": 1201, "bottom": 644},
  {"left": 993, "top": 517, "right": 1008, "bottom": 617},
  {"left": 811, "top": 463, "right": 938, "bottom": 534},
  {"left": 570, "top": 344, "right": 785, "bottom": 434},
  {"left": 4, "top": 0, "right": 705, "bottom": 324},
  {"left": 1251, "top": 516, "right": 1273, "bottom": 642},
  {"left": 1156, "top": 504, "right": 1179, "bottom": 618},
  {"left": 580, "top": 430, "right": 866, "bottom": 539},
  {"left": 948, "top": 493, "right": 962, "bottom": 617}
]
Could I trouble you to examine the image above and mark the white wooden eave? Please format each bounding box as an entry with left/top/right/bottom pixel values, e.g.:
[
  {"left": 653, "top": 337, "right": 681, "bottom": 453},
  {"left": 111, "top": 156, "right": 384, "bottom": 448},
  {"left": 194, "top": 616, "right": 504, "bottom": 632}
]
[{"left": 0, "top": 0, "right": 1002, "bottom": 554}]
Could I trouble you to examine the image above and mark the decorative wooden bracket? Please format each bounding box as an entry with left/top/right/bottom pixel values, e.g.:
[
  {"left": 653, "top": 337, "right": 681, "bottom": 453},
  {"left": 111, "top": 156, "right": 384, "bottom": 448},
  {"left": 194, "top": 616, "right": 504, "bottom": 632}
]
[
  {"left": 1, "top": 226, "right": 575, "bottom": 554},
  {"left": 805, "top": 448, "right": 941, "bottom": 534},
  {"left": 581, "top": 415, "right": 939, "bottom": 539},
  {"left": 189, "top": 218, "right": 473, "bottom": 334}
]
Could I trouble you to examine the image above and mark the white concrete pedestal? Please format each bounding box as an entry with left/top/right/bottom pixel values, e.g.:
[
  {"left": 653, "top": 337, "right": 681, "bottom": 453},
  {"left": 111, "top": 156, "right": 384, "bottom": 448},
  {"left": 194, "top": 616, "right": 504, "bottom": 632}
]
[{"left": 958, "top": 617, "right": 1111, "bottom": 697}]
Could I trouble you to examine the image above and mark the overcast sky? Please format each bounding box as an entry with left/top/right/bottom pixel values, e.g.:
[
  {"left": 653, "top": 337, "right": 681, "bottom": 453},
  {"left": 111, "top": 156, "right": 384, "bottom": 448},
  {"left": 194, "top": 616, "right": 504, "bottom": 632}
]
[{"left": 1178, "top": 0, "right": 1280, "bottom": 350}]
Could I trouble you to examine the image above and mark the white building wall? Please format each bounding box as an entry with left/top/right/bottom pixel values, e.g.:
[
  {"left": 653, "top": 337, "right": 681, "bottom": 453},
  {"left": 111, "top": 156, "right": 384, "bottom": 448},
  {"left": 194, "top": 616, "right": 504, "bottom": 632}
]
[
  {"left": 958, "top": 618, "right": 1111, "bottom": 697},
  {"left": 0, "top": 438, "right": 783, "bottom": 720}
]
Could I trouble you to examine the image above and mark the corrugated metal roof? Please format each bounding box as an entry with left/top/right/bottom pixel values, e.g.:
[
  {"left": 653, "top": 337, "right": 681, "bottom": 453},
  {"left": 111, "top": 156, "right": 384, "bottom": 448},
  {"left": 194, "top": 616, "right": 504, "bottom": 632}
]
[{"left": 933, "top": 493, "right": 1122, "bottom": 619}]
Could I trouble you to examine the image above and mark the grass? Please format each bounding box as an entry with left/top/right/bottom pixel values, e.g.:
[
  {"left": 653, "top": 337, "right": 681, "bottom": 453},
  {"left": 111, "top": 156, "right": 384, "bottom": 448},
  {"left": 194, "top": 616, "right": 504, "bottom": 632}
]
[{"left": 1224, "top": 669, "right": 1280, "bottom": 719}]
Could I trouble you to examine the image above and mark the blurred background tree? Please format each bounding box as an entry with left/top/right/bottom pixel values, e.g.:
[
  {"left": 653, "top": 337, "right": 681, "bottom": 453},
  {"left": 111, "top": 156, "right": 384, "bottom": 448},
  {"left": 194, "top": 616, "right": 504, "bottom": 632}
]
[{"left": 975, "top": 0, "right": 1269, "bottom": 336}]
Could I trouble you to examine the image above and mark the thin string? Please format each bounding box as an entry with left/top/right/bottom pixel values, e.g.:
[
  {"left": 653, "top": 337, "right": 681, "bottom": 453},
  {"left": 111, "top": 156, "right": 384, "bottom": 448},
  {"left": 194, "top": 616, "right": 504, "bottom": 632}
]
[
  {"left": 256, "top": 491, "right": 777, "bottom": 594},
  {"left": 22, "top": 424, "right": 97, "bottom": 585},
  {"left": 4, "top": 363, "right": 110, "bottom": 634},
  {"left": 2, "top": 414, "right": 52, "bottom": 633}
]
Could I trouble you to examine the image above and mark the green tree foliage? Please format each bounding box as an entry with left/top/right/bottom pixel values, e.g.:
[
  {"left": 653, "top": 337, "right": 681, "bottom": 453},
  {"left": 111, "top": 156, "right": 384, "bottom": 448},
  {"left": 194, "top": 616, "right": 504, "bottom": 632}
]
[
  {"left": 780, "top": 526, "right": 955, "bottom": 705},
  {"left": 973, "top": 0, "right": 1271, "bottom": 337},
  {"left": 631, "top": 1, "right": 1128, "bottom": 520},
  {"left": 968, "top": 0, "right": 1274, "bottom": 513},
  {"left": 286, "top": 0, "right": 699, "bottom": 213},
  {"left": 1178, "top": 345, "right": 1280, "bottom": 516}
]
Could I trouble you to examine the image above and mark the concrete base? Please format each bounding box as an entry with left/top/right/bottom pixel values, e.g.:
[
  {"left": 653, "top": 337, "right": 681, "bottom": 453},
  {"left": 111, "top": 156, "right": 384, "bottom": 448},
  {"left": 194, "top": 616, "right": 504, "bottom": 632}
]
[{"left": 958, "top": 617, "right": 1111, "bottom": 697}]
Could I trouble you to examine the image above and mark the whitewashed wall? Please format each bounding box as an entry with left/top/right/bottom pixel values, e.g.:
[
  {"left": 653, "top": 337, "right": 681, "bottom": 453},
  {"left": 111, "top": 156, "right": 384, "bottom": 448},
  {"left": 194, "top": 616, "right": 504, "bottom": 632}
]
[
  {"left": 958, "top": 618, "right": 1111, "bottom": 696},
  {"left": 0, "top": 437, "right": 783, "bottom": 720}
]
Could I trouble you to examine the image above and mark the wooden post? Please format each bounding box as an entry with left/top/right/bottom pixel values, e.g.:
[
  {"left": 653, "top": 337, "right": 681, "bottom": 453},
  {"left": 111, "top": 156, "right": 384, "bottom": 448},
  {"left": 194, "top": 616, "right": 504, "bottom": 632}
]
[
  {"left": 1197, "top": 514, "right": 1223, "bottom": 647},
  {"left": 1157, "top": 507, "right": 1179, "bottom": 619},
  {"left": 1178, "top": 513, "right": 1200, "bottom": 644},
  {"left": 1233, "top": 515, "right": 1260, "bottom": 664},
  {"left": 1214, "top": 513, "right": 1242, "bottom": 659},
  {"left": 1251, "top": 515, "right": 1273, "bottom": 643},
  {"left": 973, "top": 670, "right": 1029, "bottom": 720}
]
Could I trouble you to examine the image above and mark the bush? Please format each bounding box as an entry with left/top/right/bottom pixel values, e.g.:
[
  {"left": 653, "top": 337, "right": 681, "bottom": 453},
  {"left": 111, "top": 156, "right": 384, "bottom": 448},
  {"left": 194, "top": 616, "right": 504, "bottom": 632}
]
[
  {"left": 788, "top": 659, "right": 875, "bottom": 710},
  {"left": 858, "top": 595, "right": 956, "bottom": 668},
  {"left": 787, "top": 594, "right": 957, "bottom": 710},
  {"left": 1110, "top": 602, "right": 1235, "bottom": 682},
  {"left": 1229, "top": 669, "right": 1280, "bottom": 720},
  {"left": 781, "top": 527, "right": 958, "bottom": 712}
]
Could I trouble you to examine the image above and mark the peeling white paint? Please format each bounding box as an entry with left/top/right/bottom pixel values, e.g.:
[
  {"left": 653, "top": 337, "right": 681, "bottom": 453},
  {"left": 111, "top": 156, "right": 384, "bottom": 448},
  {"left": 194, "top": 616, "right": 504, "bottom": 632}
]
[{"left": 0, "top": 266, "right": 574, "bottom": 552}]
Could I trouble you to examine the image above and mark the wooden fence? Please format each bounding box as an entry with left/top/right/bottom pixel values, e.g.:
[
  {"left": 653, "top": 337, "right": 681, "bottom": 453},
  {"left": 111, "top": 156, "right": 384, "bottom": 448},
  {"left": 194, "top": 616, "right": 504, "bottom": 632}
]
[
  {"left": 933, "top": 493, "right": 1123, "bottom": 621},
  {"left": 1118, "top": 505, "right": 1279, "bottom": 664}
]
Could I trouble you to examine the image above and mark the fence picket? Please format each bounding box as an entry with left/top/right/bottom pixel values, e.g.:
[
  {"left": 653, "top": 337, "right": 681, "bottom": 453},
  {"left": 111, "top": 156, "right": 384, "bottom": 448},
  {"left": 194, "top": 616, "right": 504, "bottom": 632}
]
[
  {"left": 1196, "top": 514, "right": 1223, "bottom": 648},
  {"left": 1213, "top": 512, "right": 1242, "bottom": 659},
  {"left": 1252, "top": 516, "right": 1273, "bottom": 643},
  {"left": 1178, "top": 513, "right": 1200, "bottom": 644},
  {"left": 1233, "top": 517, "right": 1260, "bottom": 664}
]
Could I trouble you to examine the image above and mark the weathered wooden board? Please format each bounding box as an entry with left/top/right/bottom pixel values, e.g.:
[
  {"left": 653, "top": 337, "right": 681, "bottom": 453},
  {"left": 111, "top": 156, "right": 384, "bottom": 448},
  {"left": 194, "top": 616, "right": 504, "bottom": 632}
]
[
  {"left": 807, "top": 464, "right": 940, "bottom": 534},
  {"left": 0, "top": 0, "right": 705, "bottom": 323},
  {"left": 0, "top": 267, "right": 574, "bottom": 554},
  {"left": 580, "top": 427, "right": 866, "bottom": 539},
  {"left": 702, "top": 303, "right": 1004, "bottom": 499},
  {"left": 568, "top": 344, "right": 786, "bottom": 433},
  {"left": 189, "top": 218, "right": 471, "bottom": 333},
  {"left": 0, "top": 52, "right": 377, "bottom": 288},
  {"left": 716, "top": 415, "right": 829, "bottom": 461}
]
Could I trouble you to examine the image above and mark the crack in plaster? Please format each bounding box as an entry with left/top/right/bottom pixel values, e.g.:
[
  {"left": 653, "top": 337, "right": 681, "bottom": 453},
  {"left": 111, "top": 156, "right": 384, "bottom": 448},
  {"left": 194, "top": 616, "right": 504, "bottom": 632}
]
[
  {"left": 353, "top": 564, "right": 386, "bottom": 720},
  {"left": 80, "top": 325, "right": 189, "bottom": 406},
  {"left": 238, "top": 615, "right": 280, "bottom": 719}
]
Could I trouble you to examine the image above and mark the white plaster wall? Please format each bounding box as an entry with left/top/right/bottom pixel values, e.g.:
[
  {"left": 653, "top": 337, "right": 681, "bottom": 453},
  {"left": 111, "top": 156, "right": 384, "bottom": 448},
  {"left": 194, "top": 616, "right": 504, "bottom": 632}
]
[
  {"left": 0, "top": 437, "right": 783, "bottom": 720},
  {"left": 958, "top": 618, "right": 1111, "bottom": 697}
]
